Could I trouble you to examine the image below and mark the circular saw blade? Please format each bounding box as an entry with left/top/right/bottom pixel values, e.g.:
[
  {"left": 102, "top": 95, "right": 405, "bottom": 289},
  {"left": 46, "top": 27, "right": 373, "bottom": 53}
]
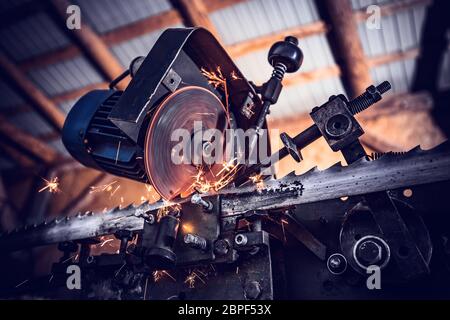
[{"left": 144, "top": 86, "right": 230, "bottom": 200}]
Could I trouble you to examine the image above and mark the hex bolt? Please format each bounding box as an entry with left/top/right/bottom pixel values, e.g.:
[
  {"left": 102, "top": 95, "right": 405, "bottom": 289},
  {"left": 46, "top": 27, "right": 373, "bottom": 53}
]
[
  {"left": 191, "top": 193, "right": 213, "bottom": 212},
  {"left": 353, "top": 235, "right": 391, "bottom": 270},
  {"left": 244, "top": 281, "right": 262, "bottom": 300},
  {"left": 214, "top": 239, "right": 230, "bottom": 256},
  {"left": 235, "top": 234, "right": 248, "bottom": 246},
  {"left": 327, "top": 253, "right": 347, "bottom": 275},
  {"left": 184, "top": 233, "right": 208, "bottom": 250},
  {"left": 356, "top": 239, "right": 383, "bottom": 265}
]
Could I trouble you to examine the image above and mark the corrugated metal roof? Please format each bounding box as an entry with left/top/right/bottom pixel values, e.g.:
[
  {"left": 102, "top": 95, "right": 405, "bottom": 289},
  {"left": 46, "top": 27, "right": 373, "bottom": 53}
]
[
  {"left": 0, "top": 0, "right": 445, "bottom": 133},
  {"left": 211, "top": 0, "right": 319, "bottom": 45},
  {"left": 111, "top": 23, "right": 183, "bottom": 67},
  {"left": 74, "top": 0, "right": 172, "bottom": 34},
  {"left": 354, "top": 0, "right": 428, "bottom": 94},
  {"left": 0, "top": 80, "right": 25, "bottom": 109},
  {"left": 27, "top": 56, "right": 103, "bottom": 97},
  {"left": 58, "top": 98, "right": 79, "bottom": 114},
  {"left": 211, "top": 0, "right": 343, "bottom": 118},
  {"left": 9, "top": 111, "right": 54, "bottom": 137},
  {"left": 48, "top": 137, "right": 69, "bottom": 156},
  {"left": 0, "top": 12, "right": 70, "bottom": 62},
  {"left": 268, "top": 76, "right": 345, "bottom": 119}
]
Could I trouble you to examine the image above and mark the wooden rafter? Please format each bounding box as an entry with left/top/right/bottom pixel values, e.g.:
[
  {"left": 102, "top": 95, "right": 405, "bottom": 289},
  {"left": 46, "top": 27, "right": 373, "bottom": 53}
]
[
  {"left": 0, "top": 141, "right": 35, "bottom": 168},
  {"left": 1, "top": 46, "right": 424, "bottom": 123},
  {"left": 48, "top": 0, "right": 127, "bottom": 90},
  {"left": 101, "top": 9, "right": 182, "bottom": 45},
  {"left": 358, "top": 91, "right": 432, "bottom": 121},
  {"left": 354, "top": 0, "right": 432, "bottom": 22},
  {"left": 0, "top": 53, "right": 66, "bottom": 130},
  {"left": 228, "top": 21, "right": 327, "bottom": 58},
  {"left": 368, "top": 48, "right": 420, "bottom": 67},
  {"left": 320, "top": 0, "right": 372, "bottom": 98},
  {"left": 204, "top": 0, "right": 247, "bottom": 12},
  {"left": 1, "top": 0, "right": 432, "bottom": 124},
  {"left": 283, "top": 65, "right": 341, "bottom": 87},
  {"left": 17, "top": 0, "right": 428, "bottom": 73},
  {"left": 0, "top": 46, "right": 424, "bottom": 123},
  {"left": 0, "top": 115, "right": 60, "bottom": 164},
  {"left": 51, "top": 82, "right": 109, "bottom": 104},
  {"left": 170, "top": 0, "right": 221, "bottom": 40},
  {"left": 282, "top": 47, "right": 419, "bottom": 87},
  {"left": 17, "top": 1, "right": 224, "bottom": 72}
]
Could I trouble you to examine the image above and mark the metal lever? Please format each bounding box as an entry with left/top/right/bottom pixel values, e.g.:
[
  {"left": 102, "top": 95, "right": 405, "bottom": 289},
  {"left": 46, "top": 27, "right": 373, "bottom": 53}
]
[
  {"left": 248, "top": 36, "right": 303, "bottom": 158},
  {"left": 280, "top": 132, "right": 303, "bottom": 162}
]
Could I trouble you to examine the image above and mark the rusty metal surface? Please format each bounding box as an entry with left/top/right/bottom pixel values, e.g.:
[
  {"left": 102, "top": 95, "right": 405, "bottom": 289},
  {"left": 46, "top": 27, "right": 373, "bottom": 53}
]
[
  {"left": 220, "top": 142, "right": 450, "bottom": 215},
  {"left": 1, "top": 142, "right": 450, "bottom": 253}
]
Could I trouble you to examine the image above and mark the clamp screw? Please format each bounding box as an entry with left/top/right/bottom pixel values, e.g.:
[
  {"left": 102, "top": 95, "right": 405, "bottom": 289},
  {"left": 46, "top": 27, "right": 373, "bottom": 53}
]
[
  {"left": 348, "top": 81, "right": 391, "bottom": 115},
  {"left": 191, "top": 194, "right": 213, "bottom": 212},
  {"left": 184, "top": 233, "right": 208, "bottom": 250}
]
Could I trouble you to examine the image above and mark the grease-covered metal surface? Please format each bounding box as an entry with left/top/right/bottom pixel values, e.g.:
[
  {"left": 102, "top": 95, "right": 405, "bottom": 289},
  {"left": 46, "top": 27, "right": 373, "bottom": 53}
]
[{"left": 2, "top": 142, "right": 450, "bottom": 252}]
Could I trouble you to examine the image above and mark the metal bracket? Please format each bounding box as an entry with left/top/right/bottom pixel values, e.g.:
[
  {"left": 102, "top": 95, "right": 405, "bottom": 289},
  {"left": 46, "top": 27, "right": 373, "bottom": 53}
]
[
  {"left": 310, "top": 96, "right": 363, "bottom": 151},
  {"left": 162, "top": 68, "right": 182, "bottom": 92}
]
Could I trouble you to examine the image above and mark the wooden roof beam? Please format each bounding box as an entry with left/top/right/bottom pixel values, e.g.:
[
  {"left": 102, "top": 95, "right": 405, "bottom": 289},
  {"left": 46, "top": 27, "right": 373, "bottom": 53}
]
[
  {"left": 354, "top": 0, "right": 432, "bottom": 22},
  {"left": 204, "top": 0, "right": 248, "bottom": 12},
  {"left": 319, "top": 0, "right": 372, "bottom": 98},
  {"left": 4, "top": 46, "right": 422, "bottom": 124},
  {"left": 47, "top": 0, "right": 128, "bottom": 90},
  {"left": 170, "top": 0, "right": 221, "bottom": 40},
  {"left": 0, "top": 115, "right": 60, "bottom": 164},
  {"left": 228, "top": 21, "right": 327, "bottom": 58},
  {"left": 18, "top": 0, "right": 428, "bottom": 73},
  {"left": 0, "top": 53, "right": 65, "bottom": 130}
]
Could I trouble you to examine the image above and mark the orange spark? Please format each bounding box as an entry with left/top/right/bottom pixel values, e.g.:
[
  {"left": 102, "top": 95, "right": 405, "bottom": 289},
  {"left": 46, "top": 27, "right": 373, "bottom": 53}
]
[
  {"left": 231, "top": 71, "right": 242, "bottom": 80},
  {"left": 249, "top": 173, "right": 265, "bottom": 191},
  {"left": 184, "top": 270, "right": 205, "bottom": 289},
  {"left": 153, "top": 270, "right": 176, "bottom": 282},
  {"left": 100, "top": 238, "right": 114, "bottom": 247},
  {"left": 188, "top": 159, "right": 239, "bottom": 195},
  {"left": 89, "top": 180, "right": 119, "bottom": 197},
  {"left": 201, "top": 66, "right": 226, "bottom": 89},
  {"left": 157, "top": 201, "right": 181, "bottom": 221},
  {"left": 38, "top": 177, "right": 60, "bottom": 194},
  {"left": 201, "top": 66, "right": 230, "bottom": 123},
  {"left": 110, "top": 185, "right": 120, "bottom": 197},
  {"left": 281, "top": 218, "right": 288, "bottom": 243}
]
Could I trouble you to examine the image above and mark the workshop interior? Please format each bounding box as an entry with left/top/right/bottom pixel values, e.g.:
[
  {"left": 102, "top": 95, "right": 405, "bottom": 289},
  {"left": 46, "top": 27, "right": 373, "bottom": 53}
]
[{"left": 0, "top": 0, "right": 450, "bottom": 300}]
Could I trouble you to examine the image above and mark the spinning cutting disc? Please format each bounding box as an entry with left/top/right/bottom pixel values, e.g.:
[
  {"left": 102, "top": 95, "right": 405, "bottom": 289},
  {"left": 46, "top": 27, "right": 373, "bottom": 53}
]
[{"left": 144, "top": 86, "right": 230, "bottom": 200}]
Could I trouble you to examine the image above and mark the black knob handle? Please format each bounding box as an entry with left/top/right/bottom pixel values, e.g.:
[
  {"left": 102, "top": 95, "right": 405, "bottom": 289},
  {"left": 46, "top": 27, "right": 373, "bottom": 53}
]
[{"left": 268, "top": 36, "right": 303, "bottom": 73}]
